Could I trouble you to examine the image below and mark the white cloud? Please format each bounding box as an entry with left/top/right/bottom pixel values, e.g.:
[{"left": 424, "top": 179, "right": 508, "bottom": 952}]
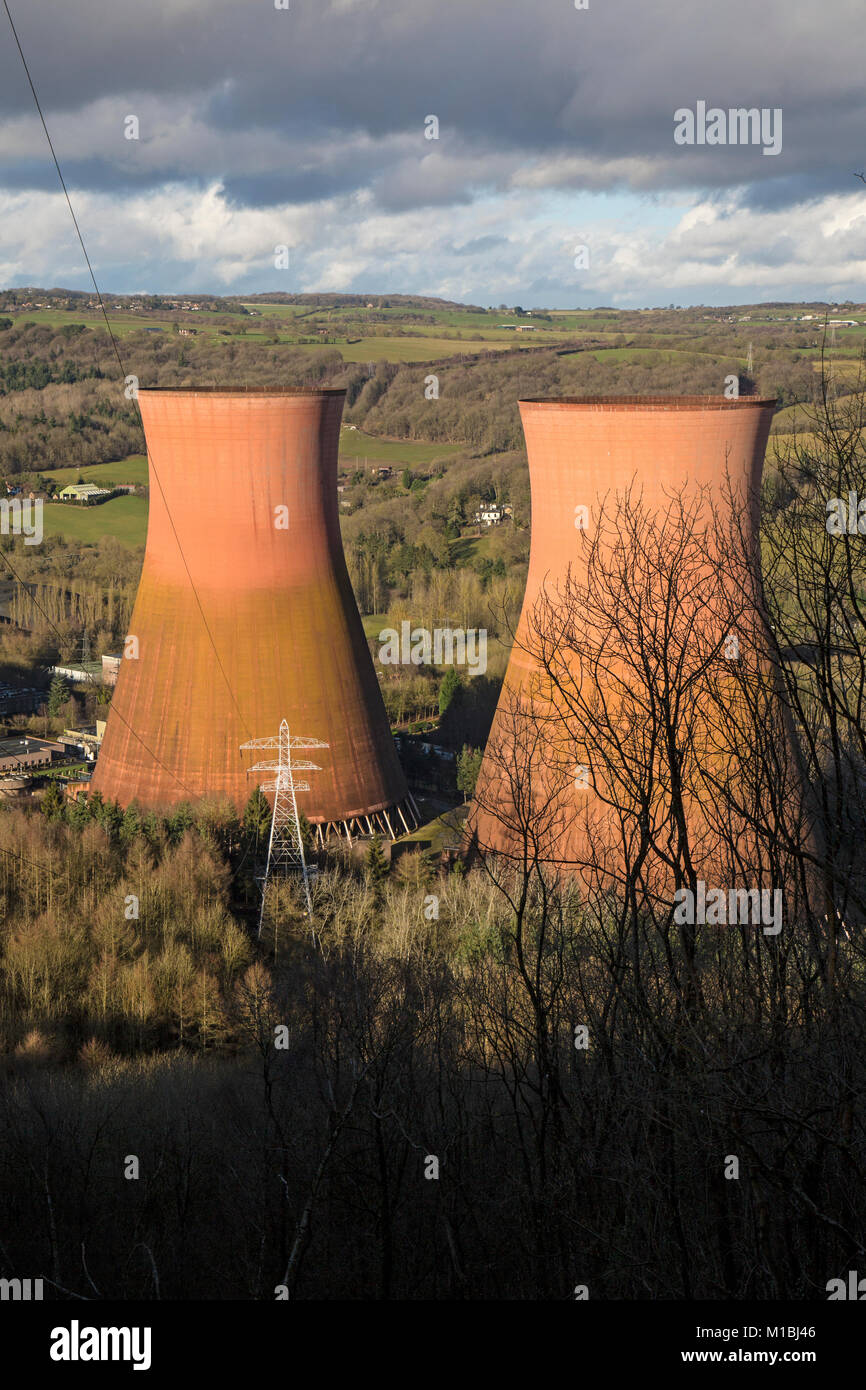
[
  {"left": 2, "top": 0, "right": 866, "bottom": 301},
  {"left": 3, "top": 178, "right": 865, "bottom": 306}
]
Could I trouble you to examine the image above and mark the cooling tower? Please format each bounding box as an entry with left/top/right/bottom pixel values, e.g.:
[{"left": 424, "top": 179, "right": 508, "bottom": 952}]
[
  {"left": 468, "top": 395, "right": 809, "bottom": 893},
  {"left": 91, "top": 388, "right": 418, "bottom": 841}
]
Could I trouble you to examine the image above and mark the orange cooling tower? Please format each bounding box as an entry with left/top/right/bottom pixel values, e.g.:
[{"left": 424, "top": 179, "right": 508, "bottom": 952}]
[
  {"left": 91, "top": 388, "right": 418, "bottom": 841},
  {"left": 467, "top": 395, "right": 808, "bottom": 890}
]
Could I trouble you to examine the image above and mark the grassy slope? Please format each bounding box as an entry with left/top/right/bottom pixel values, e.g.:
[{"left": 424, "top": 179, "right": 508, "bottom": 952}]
[
  {"left": 29, "top": 432, "right": 461, "bottom": 548},
  {"left": 40, "top": 496, "right": 148, "bottom": 547},
  {"left": 8, "top": 310, "right": 169, "bottom": 336},
  {"left": 448, "top": 534, "right": 500, "bottom": 564},
  {"left": 360, "top": 614, "right": 390, "bottom": 640},
  {"left": 339, "top": 431, "right": 461, "bottom": 465},
  {"left": 41, "top": 455, "right": 148, "bottom": 487},
  {"left": 335, "top": 336, "right": 534, "bottom": 362}
]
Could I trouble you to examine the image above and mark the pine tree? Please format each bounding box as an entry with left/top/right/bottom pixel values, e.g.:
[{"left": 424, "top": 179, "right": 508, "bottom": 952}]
[
  {"left": 298, "top": 810, "right": 314, "bottom": 856},
  {"left": 439, "top": 667, "right": 462, "bottom": 716},
  {"left": 40, "top": 781, "right": 64, "bottom": 821},
  {"left": 94, "top": 797, "right": 123, "bottom": 841},
  {"left": 120, "top": 806, "right": 142, "bottom": 843},
  {"left": 67, "top": 794, "right": 93, "bottom": 830},
  {"left": 365, "top": 834, "right": 389, "bottom": 885},
  {"left": 47, "top": 674, "right": 69, "bottom": 717},
  {"left": 167, "top": 803, "right": 194, "bottom": 844},
  {"left": 456, "top": 745, "right": 483, "bottom": 801},
  {"left": 243, "top": 787, "right": 271, "bottom": 841}
]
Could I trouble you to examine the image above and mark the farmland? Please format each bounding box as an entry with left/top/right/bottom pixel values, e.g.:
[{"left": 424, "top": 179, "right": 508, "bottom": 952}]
[
  {"left": 339, "top": 430, "right": 461, "bottom": 466},
  {"left": 40, "top": 454, "right": 148, "bottom": 488},
  {"left": 329, "top": 335, "right": 539, "bottom": 362},
  {"left": 0, "top": 287, "right": 862, "bottom": 625},
  {"left": 39, "top": 495, "right": 148, "bottom": 547}
]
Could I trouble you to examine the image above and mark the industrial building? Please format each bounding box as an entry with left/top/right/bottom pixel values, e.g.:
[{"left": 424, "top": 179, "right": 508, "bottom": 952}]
[
  {"left": 0, "top": 734, "right": 64, "bottom": 775},
  {"left": 49, "top": 660, "right": 104, "bottom": 684},
  {"left": 467, "top": 394, "right": 807, "bottom": 889},
  {"left": 56, "top": 720, "right": 105, "bottom": 761},
  {"left": 101, "top": 654, "right": 122, "bottom": 686},
  {"left": 0, "top": 684, "right": 44, "bottom": 717},
  {"left": 91, "top": 387, "right": 418, "bottom": 841}
]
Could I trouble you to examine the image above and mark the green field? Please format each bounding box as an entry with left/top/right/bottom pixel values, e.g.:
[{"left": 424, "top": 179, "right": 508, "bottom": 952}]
[
  {"left": 361, "top": 613, "right": 389, "bottom": 640},
  {"left": 334, "top": 335, "right": 533, "bottom": 362},
  {"left": 9, "top": 310, "right": 170, "bottom": 337},
  {"left": 238, "top": 304, "right": 555, "bottom": 357},
  {"left": 241, "top": 303, "right": 314, "bottom": 317},
  {"left": 587, "top": 346, "right": 743, "bottom": 365},
  {"left": 340, "top": 430, "right": 461, "bottom": 466},
  {"left": 809, "top": 357, "right": 863, "bottom": 379},
  {"left": 245, "top": 305, "right": 648, "bottom": 336},
  {"left": 767, "top": 396, "right": 862, "bottom": 433},
  {"left": 41, "top": 762, "right": 89, "bottom": 780},
  {"left": 41, "top": 455, "right": 148, "bottom": 488},
  {"left": 393, "top": 808, "right": 467, "bottom": 851},
  {"left": 448, "top": 534, "right": 499, "bottom": 564},
  {"left": 766, "top": 432, "right": 816, "bottom": 459},
  {"left": 40, "top": 496, "right": 148, "bottom": 547},
  {"left": 8, "top": 308, "right": 255, "bottom": 343}
]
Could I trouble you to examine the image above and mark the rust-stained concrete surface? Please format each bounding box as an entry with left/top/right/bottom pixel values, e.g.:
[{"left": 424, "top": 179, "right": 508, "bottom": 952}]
[{"left": 92, "top": 388, "right": 409, "bottom": 821}]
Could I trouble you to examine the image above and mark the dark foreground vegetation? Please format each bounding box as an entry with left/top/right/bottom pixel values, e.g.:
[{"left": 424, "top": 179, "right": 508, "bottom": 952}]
[
  {"left": 0, "top": 772, "right": 861, "bottom": 1300},
  {"left": 1, "top": 893, "right": 862, "bottom": 1300},
  {"left": 0, "top": 375, "right": 864, "bottom": 1300}
]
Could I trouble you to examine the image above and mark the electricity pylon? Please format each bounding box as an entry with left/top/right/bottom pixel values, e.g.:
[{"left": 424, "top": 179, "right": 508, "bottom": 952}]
[{"left": 240, "top": 721, "right": 328, "bottom": 935}]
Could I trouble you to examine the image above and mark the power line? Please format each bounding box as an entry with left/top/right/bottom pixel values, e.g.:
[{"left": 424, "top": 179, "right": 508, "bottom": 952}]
[
  {"left": 2, "top": 0, "right": 126, "bottom": 380},
  {"left": 0, "top": 842, "right": 63, "bottom": 887},
  {"left": 2, "top": 0, "right": 253, "bottom": 749}
]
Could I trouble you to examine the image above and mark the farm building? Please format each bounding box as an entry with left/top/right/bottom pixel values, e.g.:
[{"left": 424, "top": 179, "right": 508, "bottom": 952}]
[{"left": 58, "top": 483, "right": 111, "bottom": 502}]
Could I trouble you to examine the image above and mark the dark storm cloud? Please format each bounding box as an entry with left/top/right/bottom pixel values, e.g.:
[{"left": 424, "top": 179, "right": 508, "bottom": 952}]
[
  {"left": 0, "top": 157, "right": 208, "bottom": 197},
  {"left": 222, "top": 167, "right": 368, "bottom": 208},
  {"left": 735, "top": 170, "right": 857, "bottom": 213},
  {"left": 0, "top": 0, "right": 863, "bottom": 213}
]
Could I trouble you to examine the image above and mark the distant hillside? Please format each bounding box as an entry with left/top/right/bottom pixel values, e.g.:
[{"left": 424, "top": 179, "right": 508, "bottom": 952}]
[
  {"left": 241, "top": 291, "right": 479, "bottom": 311},
  {"left": 0, "top": 287, "right": 480, "bottom": 314}
]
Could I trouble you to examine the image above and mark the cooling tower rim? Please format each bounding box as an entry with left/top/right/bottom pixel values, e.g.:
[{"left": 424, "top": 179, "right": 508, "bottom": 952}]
[
  {"left": 518, "top": 394, "right": 777, "bottom": 410},
  {"left": 136, "top": 386, "right": 347, "bottom": 397}
]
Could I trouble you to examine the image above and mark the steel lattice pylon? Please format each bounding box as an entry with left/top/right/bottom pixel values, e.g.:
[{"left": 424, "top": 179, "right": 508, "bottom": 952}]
[{"left": 240, "top": 721, "right": 328, "bottom": 936}]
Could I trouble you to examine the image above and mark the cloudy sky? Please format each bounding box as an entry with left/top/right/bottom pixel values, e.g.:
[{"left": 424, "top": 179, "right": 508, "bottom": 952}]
[{"left": 0, "top": 0, "right": 864, "bottom": 307}]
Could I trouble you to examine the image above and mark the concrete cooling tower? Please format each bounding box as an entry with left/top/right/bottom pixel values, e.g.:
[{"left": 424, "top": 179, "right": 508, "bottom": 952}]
[
  {"left": 91, "top": 388, "right": 418, "bottom": 842},
  {"left": 467, "top": 395, "right": 808, "bottom": 894}
]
